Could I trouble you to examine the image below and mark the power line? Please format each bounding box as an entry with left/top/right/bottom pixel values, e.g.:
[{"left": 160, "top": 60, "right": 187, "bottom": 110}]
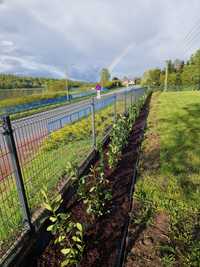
[
  {"left": 182, "top": 18, "right": 200, "bottom": 43},
  {"left": 181, "top": 19, "right": 200, "bottom": 58},
  {"left": 184, "top": 45, "right": 200, "bottom": 58},
  {"left": 183, "top": 29, "right": 200, "bottom": 50},
  {"left": 184, "top": 39, "right": 200, "bottom": 55},
  {"left": 183, "top": 33, "right": 200, "bottom": 58}
]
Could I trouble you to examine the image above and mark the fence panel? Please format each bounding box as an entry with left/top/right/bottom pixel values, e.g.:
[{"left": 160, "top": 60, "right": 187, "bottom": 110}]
[
  {"left": 11, "top": 105, "right": 93, "bottom": 214},
  {"left": 116, "top": 91, "right": 126, "bottom": 115},
  {"left": 93, "top": 95, "right": 116, "bottom": 144},
  {"left": 126, "top": 90, "right": 133, "bottom": 109},
  {"left": 0, "top": 87, "right": 147, "bottom": 260}
]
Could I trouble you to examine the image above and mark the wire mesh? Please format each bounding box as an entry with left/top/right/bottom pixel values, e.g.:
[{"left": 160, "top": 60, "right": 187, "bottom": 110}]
[
  {"left": 12, "top": 104, "right": 94, "bottom": 212},
  {"left": 116, "top": 91, "right": 126, "bottom": 115},
  {"left": 94, "top": 95, "right": 116, "bottom": 144},
  {"left": 0, "top": 87, "right": 147, "bottom": 260},
  {"left": 0, "top": 127, "right": 24, "bottom": 255}
]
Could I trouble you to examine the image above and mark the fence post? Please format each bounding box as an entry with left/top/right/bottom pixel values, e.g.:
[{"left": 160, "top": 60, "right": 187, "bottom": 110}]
[
  {"left": 114, "top": 94, "right": 117, "bottom": 122},
  {"left": 134, "top": 91, "right": 136, "bottom": 103},
  {"left": 2, "top": 115, "right": 33, "bottom": 232},
  {"left": 91, "top": 98, "right": 96, "bottom": 149},
  {"left": 131, "top": 90, "right": 134, "bottom": 106},
  {"left": 60, "top": 119, "right": 62, "bottom": 129}
]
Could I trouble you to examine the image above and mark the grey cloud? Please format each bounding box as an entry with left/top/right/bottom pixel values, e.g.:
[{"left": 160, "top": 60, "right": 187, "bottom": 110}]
[{"left": 0, "top": 0, "right": 200, "bottom": 80}]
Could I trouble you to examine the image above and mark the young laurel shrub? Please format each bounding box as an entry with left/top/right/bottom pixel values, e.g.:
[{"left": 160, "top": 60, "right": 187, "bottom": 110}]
[
  {"left": 41, "top": 188, "right": 84, "bottom": 267},
  {"left": 127, "top": 104, "right": 138, "bottom": 131},
  {"left": 97, "top": 142, "right": 106, "bottom": 172},
  {"left": 65, "top": 161, "right": 79, "bottom": 183},
  {"left": 77, "top": 166, "right": 112, "bottom": 219},
  {"left": 108, "top": 115, "right": 129, "bottom": 169},
  {"left": 137, "top": 95, "right": 146, "bottom": 111},
  {"left": 107, "top": 94, "right": 147, "bottom": 170}
]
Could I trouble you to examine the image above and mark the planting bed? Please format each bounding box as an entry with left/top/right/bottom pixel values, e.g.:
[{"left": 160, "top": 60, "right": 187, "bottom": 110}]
[{"left": 21, "top": 96, "right": 150, "bottom": 267}]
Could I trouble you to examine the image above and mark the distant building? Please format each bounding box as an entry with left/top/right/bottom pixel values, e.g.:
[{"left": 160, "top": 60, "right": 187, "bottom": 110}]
[{"left": 122, "top": 79, "right": 136, "bottom": 87}]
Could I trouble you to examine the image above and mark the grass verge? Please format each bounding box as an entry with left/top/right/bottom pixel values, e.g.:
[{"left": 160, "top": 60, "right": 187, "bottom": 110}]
[{"left": 126, "top": 91, "right": 200, "bottom": 267}]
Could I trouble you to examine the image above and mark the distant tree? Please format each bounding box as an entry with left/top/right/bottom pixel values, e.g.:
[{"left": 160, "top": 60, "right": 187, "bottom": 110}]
[
  {"left": 181, "top": 50, "right": 200, "bottom": 88},
  {"left": 134, "top": 77, "right": 141, "bottom": 85},
  {"left": 141, "top": 68, "right": 161, "bottom": 86},
  {"left": 100, "top": 68, "right": 110, "bottom": 87},
  {"left": 174, "top": 59, "right": 184, "bottom": 72},
  {"left": 168, "top": 73, "right": 177, "bottom": 86},
  {"left": 104, "top": 80, "right": 122, "bottom": 89},
  {"left": 168, "top": 60, "right": 175, "bottom": 73},
  {"left": 112, "top": 77, "right": 119, "bottom": 81},
  {"left": 175, "top": 75, "right": 181, "bottom": 89}
]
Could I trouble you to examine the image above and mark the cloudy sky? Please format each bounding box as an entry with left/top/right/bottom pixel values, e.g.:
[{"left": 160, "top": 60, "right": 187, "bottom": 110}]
[{"left": 0, "top": 0, "right": 200, "bottom": 81}]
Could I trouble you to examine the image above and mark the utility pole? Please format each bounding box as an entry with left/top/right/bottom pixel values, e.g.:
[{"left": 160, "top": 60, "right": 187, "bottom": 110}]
[{"left": 164, "top": 60, "right": 169, "bottom": 91}]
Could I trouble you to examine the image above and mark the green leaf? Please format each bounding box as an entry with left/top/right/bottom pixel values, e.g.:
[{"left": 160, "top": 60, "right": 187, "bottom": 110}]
[
  {"left": 49, "top": 216, "right": 57, "bottom": 222},
  {"left": 76, "top": 223, "right": 83, "bottom": 232},
  {"left": 53, "top": 204, "right": 60, "bottom": 212},
  {"left": 47, "top": 224, "right": 54, "bottom": 232},
  {"left": 43, "top": 203, "right": 52, "bottom": 211},
  {"left": 72, "top": 236, "right": 81, "bottom": 242},
  {"left": 61, "top": 260, "right": 69, "bottom": 267},
  {"left": 41, "top": 189, "right": 48, "bottom": 200},
  {"left": 61, "top": 248, "right": 71, "bottom": 255},
  {"left": 58, "top": 235, "right": 65, "bottom": 242},
  {"left": 89, "top": 186, "right": 96, "bottom": 192},
  {"left": 76, "top": 244, "right": 83, "bottom": 250},
  {"left": 55, "top": 194, "right": 62, "bottom": 203},
  {"left": 72, "top": 236, "right": 77, "bottom": 242},
  {"left": 76, "top": 230, "right": 83, "bottom": 238}
]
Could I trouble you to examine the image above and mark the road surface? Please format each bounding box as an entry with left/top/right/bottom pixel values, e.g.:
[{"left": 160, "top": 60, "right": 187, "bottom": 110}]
[{"left": 0, "top": 86, "right": 145, "bottom": 180}]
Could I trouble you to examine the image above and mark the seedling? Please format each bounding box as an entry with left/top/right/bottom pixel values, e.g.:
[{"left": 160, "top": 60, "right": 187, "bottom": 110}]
[
  {"left": 42, "top": 188, "right": 84, "bottom": 267},
  {"left": 77, "top": 166, "right": 112, "bottom": 219}
]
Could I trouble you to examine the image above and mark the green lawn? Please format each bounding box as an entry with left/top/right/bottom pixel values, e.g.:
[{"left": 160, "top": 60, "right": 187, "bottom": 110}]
[
  {"left": 158, "top": 92, "right": 200, "bottom": 178},
  {"left": 134, "top": 91, "right": 200, "bottom": 266}
]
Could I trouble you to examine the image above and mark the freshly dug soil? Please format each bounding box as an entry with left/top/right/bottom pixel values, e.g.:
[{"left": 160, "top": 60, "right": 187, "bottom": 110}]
[{"left": 36, "top": 97, "right": 151, "bottom": 267}]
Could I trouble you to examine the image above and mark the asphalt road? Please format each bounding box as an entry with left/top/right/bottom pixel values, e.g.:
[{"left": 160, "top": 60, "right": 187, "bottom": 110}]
[
  {"left": 0, "top": 86, "right": 145, "bottom": 180},
  {"left": 0, "top": 86, "right": 144, "bottom": 151},
  {"left": 12, "top": 87, "right": 133, "bottom": 125}
]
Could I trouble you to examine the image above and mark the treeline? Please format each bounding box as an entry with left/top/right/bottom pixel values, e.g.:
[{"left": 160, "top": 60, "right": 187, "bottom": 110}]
[
  {"left": 0, "top": 74, "right": 92, "bottom": 90},
  {"left": 104, "top": 79, "right": 123, "bottom": 89},
  {"left": 141, "top": 49, "right": 200, "bottom": 89},
  {"left": 0, "top": 74, "right": 50, "bottom": 89}
]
